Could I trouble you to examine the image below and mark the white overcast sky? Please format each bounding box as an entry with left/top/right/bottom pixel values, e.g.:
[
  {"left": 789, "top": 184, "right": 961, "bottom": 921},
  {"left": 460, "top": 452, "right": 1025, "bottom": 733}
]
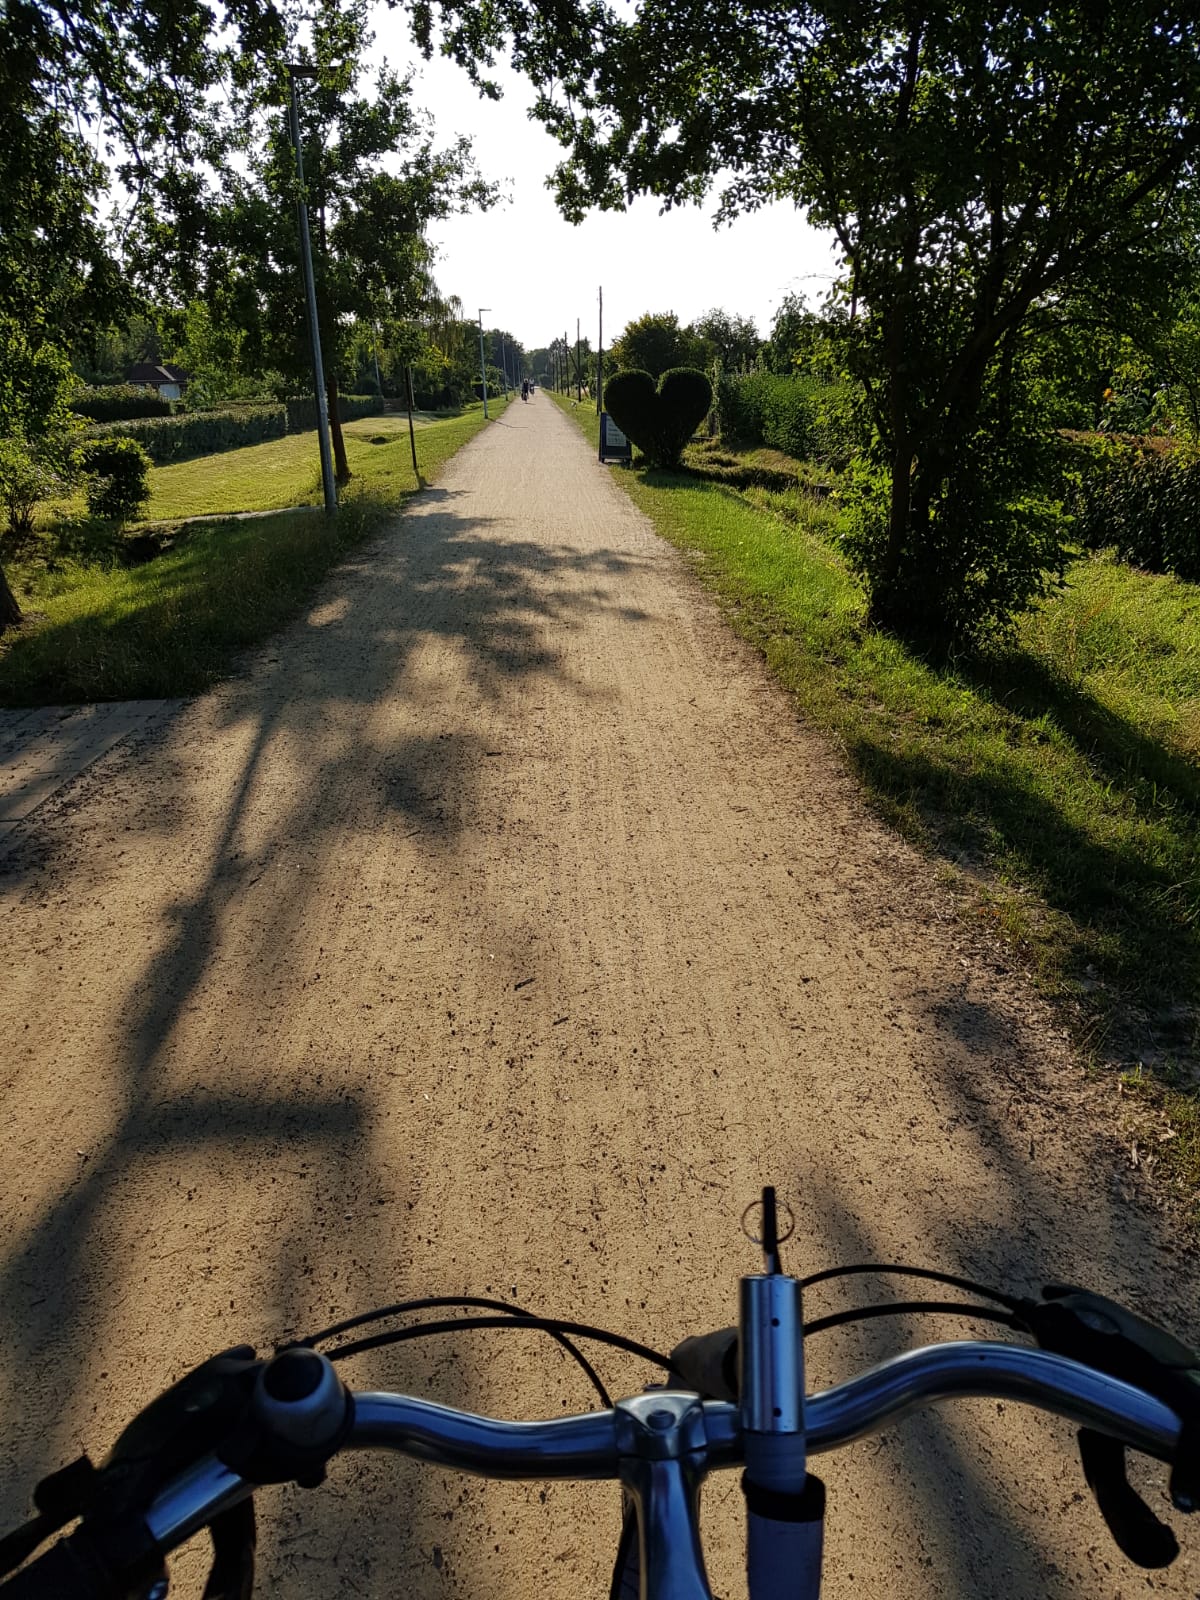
[{"left": 374, "top": 18, "right": 840, "bottom": 351}]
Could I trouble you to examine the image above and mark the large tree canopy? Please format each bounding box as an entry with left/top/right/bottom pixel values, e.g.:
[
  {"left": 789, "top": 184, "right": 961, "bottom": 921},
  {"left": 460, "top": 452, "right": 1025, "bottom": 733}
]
[
  {"left": 537, "top": 1, "right": 1200, "bottom": 641},
  {"left": 183, "top": 3, "right": 496, "bottom": 478}
]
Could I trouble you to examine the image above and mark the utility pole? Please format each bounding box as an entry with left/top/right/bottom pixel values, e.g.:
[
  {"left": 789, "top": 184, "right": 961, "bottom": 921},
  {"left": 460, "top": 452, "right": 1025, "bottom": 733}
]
[
  {"left": 287, "top": 64, "right": 336, "bottom": 516},
  {"left": 596, "top": 286, "right": 603, "bottom": 414},
  {"left": 405, "top": 364, "right": 419, "bottom": 478},
  {"left": 576, "top": 317, "right": 582, "bottom": 402},
  {"left": 478, "top": 308, "right": 490, "bottom": 418}
]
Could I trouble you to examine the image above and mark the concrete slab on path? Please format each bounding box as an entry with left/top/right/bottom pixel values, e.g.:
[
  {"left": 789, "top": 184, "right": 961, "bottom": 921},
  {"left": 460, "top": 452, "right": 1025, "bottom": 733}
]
[{"left": 0, "top": 700, "right": 183, "bottom": 833}]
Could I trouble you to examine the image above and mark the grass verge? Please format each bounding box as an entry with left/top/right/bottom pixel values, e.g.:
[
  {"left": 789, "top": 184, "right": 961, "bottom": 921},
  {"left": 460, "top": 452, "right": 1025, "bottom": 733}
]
[
  {"left": 143, "top": 411, "right": 447, "bottom": 521},
  {"left": 558, "top": 391, "right": 1200, "bottom": 1207},
  {"left": 0, "top": 400, "right": 504, "bottom": 704}
]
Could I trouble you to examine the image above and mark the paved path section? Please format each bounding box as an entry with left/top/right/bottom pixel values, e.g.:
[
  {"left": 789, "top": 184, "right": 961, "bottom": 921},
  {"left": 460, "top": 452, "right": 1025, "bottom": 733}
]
[
  {"left": 0, "top": 701, "right": 183, "bottom": 834},
  {"left": 0, "top": 394, "right": 1195, "bottom": 1598}
]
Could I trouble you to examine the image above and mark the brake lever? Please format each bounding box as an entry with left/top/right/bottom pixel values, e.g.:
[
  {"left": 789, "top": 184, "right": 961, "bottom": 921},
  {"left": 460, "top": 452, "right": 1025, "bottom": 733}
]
[
  {"left": 0, "top": 1346, "right": 263, "bottom": 1595},
  {"left": 1016, "top": 1284, "right": 1200, "bottom": 1568}
]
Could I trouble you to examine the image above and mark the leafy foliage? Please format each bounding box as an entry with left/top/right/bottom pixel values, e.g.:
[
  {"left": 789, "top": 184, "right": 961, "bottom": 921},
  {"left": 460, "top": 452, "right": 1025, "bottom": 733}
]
[
  {"left": 610, "top": 313, "right": 698, "bottom": 379},
  {"left": 0, "top": 438, "right": 69, "bottom": 542},
  {"left": 604, "top": 367, "right": 712, "bottom": 468},
  {"left": 77, "top": 437, "right": 152, "bottom": 524},
  {"left": 283, "top": 395, "right": 382, "bottom": 433},
  {"left": 1070, "top": 438, "right": 1200, "bottom": 582},
  {"left": 72, "top": 385, "right": 173, "bottom": 423},
  {"left": 716, "top": 373, "right": 858, "bottom": 467},
  {"left": 543, "top": 0, "right": 1200, "bottom": 644},
  {"left": 689, "top": 309, "right": 759, "bottom": 372},
  {"left": 88, "top": 406, "right": 287, "bottom": 466}
]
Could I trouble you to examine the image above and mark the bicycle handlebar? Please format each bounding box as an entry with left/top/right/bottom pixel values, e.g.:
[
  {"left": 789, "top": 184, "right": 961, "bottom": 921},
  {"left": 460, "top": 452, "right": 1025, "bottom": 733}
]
[{"left": 140, "top": 1340, "right": 1183, "bottom": 1553}]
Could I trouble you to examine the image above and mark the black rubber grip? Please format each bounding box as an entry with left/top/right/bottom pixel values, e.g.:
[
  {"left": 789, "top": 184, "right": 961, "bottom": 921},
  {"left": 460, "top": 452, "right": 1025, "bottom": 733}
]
[{"left": 0, "top": 1534, "right": 119, "bottom": 1598}]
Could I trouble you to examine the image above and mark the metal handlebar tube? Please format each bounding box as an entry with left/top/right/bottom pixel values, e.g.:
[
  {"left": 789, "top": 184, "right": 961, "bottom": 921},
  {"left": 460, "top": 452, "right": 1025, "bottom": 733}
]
[
  {"left": 350, "top": 1394, "right": 622, "bottom": 1478},
  {"left": 802, "top": 1343, "right": 1183, "bottom": 1461},
  {"left": 135, "top": 1343, "right": 1182, "bottom": 1592}
]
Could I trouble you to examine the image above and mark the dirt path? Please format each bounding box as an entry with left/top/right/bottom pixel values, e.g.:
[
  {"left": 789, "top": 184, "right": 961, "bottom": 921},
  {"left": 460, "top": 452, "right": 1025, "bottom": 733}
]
[{"left": 0, "top": 392, "right": 1195, "bottom": 1599}]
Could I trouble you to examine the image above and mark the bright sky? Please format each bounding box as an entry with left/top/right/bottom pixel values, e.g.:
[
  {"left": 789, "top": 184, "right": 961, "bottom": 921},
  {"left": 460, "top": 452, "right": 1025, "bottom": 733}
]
[{"left": 379, "top": 28, "right": 841, "bottom": 352}]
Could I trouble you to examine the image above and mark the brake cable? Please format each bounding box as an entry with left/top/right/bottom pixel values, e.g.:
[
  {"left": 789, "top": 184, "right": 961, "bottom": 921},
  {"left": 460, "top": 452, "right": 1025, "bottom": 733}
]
[
  {"left": 301, "top": 1295, "right": 619, "bottom": 1406},
  {"left": 804, "top": 1301, "right": 1021, "bottom": 1337},
  {"left": 800, "top": 1263, "right": 1021, "bottom": 1311},
  {"left": 317, "top": 1314, "right": 674, "bottom": 1375}
]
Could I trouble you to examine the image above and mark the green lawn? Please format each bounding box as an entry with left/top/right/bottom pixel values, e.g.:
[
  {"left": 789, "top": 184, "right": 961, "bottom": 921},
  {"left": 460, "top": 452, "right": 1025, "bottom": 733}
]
[
  {"left": 0, "top": 400, "right": 505, "bottom": 705},
  {"left": 143, "top": 411, "right": 443, "bottom": 521},
  {"left": 558, "top": 391, "right": 1200, "bottom": 1202}
]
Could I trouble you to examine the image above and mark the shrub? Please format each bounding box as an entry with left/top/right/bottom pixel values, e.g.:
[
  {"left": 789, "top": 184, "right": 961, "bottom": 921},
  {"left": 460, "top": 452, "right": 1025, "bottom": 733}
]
[
  {"left": 716, "top": 372, "right": 859, "bottom": 467},
  {"left": 0, "top": 435, "right": 70, "bottom": 540},
  {"left": 87, "top": 405, "right": 287, "bottom": 465},
  {"left": 284, "top": 393, "right": 382, "bottom": 432},
  {"left": 604, "top": 367, "right": 713, "bottom": 469},
  {"left": 843, "top": 426, "right": 1070, "bottom": 648},
  {"left": 1068, "top": 436, "right": 1200, "bottom": 581},
  {"left": 77, "top": 436, "right": 152, "bottom": 524},
  {"left": 71, "top": 384, "right": 173, "bottom": 422}
]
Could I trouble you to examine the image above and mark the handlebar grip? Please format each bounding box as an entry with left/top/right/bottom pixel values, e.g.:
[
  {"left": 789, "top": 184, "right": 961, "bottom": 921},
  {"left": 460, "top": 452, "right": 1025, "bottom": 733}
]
[
  {"left": 670, "top": 1328, "right": 738, "bottom": 1402},
  {"left": 0, "top": 1532, "right": 128, "bottom": 1599}
]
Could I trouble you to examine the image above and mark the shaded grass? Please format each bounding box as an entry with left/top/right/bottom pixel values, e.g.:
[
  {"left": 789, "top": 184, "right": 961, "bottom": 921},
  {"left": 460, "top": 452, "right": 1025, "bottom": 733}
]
[
  {"left": 0, "top": 401, "right": 504, "bottom": 705},
  {"left": 553, "top": 391, "right": 1200, "bottom": 1199}
]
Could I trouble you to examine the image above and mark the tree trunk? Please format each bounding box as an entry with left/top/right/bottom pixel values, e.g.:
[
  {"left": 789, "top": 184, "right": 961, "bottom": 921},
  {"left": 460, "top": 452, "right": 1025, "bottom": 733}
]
[
  {"left": 0, "top": 561, "right": 23, "bottom": 634},
  {"left": 326, "top": 374, "right": 351, "bottom": 483},
  {"left": 866, "top": 438, "right": 914, "bottom": 630}
]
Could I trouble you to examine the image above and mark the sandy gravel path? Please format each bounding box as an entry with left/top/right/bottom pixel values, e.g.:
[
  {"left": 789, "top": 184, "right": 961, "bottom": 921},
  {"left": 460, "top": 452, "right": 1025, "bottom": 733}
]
[{"left": 1, "top": 392, "right": 1196, "bottom": 1598}]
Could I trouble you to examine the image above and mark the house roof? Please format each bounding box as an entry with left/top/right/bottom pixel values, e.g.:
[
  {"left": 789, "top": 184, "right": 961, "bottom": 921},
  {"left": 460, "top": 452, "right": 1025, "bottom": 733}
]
[{"left": 126, "top": 362, "right": 189, "bottom": 384}]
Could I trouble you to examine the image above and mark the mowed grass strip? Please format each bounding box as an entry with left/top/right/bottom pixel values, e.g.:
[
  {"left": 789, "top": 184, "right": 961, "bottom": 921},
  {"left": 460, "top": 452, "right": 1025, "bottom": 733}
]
[
  {"left": 0, "top": 401, "right": 504, "bottom": 705},
  {"left": 556, "top": 391, "right": 1200, "bottom": 1199},
  {"left": 144, "top": 411, "right": 443, "bottom": 521}
]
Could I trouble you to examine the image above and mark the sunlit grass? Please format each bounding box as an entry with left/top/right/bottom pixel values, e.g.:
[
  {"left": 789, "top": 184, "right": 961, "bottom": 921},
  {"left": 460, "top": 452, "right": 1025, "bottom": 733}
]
[{"left": 0, "top": 400, "right": 505, "bottom": 705}]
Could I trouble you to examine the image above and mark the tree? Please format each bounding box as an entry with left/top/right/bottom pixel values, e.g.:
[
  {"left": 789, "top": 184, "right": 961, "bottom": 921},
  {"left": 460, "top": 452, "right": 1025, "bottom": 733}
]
[
  {"left": 689, "top": 308, "right": 759, "bottom": 373},
  {"left": 0, "top": 319, "right": 80, "bottom": 629},
  {"left": 610, "top": 312, "right": 697, "bottom": 379},
  {"left": 542, "top": 1, "right": 1200, "bottom": 644},
  {"left": 182, "top": 6, "right": 497, "bottom": 481},
  {"left": 764, "top": 293, "right": 843, "bottom": 381}
]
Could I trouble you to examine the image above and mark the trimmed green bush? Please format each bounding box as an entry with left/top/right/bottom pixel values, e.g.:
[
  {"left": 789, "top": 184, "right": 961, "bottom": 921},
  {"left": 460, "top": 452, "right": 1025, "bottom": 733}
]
[
  {"left": 603, "top": 366, "right": 713, "bottom": 469},
  {"left": 77, "top": 436, "right": 152, "bottom": 523},
  {"left": 1069, "top": 435, "right": 1200, "bottom": 581},
  {"left": 87, "top": 406, "right": 287, "bottom": 465},
  {"left": 284, "top": 393, "right": 382, "bottom": 432},
  {"left": 716, "top": 372, "right": 858, "bottom": 467},
  {"left": 72, "top": 385, "right": 173, "bottom": 422}
]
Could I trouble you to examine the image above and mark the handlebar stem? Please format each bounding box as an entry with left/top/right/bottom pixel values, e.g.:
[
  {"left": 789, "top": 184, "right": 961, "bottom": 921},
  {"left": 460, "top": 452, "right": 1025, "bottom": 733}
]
[{"left": 615, "top": 1392, "right": 715, "bottom": 1600}]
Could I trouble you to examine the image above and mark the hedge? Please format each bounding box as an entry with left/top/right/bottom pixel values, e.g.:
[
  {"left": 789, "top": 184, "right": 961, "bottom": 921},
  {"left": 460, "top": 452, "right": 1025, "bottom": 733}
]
[
  {"left": 87, "top": 406, "right": 287, "bottom": 465},
  {"left": 284, "top": 393, "right": 382, "bottom": 432},
  {"left": 71, "top": 384, "right": 173, "bottom": 422},
  {"left": 84, "top": 393, "right": 383, "bottom": 465},
  {"left": 716, "top": 373, "right": 859, "bottom": 468},
  {"left": 1068, "top": 434, "right": 1200, "bottom": 581},
  {"left": 76, "top": 436, "right": 152, "bottom": 522}
]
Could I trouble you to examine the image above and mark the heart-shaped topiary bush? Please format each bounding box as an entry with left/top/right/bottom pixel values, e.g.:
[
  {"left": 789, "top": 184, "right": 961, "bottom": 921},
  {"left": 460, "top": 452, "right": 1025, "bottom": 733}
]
[{"left": 603, "top": 366, "right": 713, "bottom": 469}]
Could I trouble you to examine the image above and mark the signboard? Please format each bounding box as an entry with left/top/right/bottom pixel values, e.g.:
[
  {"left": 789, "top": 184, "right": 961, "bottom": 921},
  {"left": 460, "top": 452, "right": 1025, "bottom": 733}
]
[{"left": 599, "top": 411, "right": 632, "bottom": 464}]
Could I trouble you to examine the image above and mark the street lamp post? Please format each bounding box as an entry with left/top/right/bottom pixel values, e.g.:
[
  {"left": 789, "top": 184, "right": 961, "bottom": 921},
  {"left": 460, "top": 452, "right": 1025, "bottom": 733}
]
[
  {"left": 478, "top": 308, "right": 490, "bottom": 419},
  {"left": 287, "top": 64, "right": 337, "bottom": 516}
]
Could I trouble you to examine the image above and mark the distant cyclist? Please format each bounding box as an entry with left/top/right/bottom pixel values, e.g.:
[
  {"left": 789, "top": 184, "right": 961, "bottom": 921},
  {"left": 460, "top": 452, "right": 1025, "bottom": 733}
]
[{"left": 521, "top": 379, "right": 530, "bottom": 402}]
